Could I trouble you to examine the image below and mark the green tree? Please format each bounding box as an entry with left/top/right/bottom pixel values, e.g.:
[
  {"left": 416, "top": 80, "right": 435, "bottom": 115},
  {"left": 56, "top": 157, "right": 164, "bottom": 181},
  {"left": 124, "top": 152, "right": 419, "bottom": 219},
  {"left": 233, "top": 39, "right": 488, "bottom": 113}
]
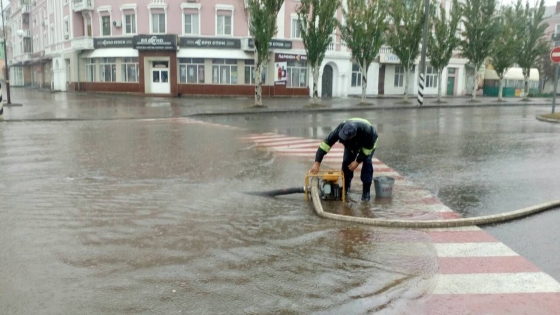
[
  {"left": 516, "top": 0, "right": 549, "bottom": 100},
  {"left": 297, "top": 0, "right": 340, "bottom": 103},
  {"left": 427, "top": 0, "right": 461, "bottom": 102},
  {"left": 536, "top": 49, "right": 555, "bottom": 93},
  {"left": 339, "top": 0, "right": 388, "bottom": 103},
  {"left": 489, "top": 3, "right": 520, "bottom": 101},
  {"left": 386, "top": 0, "right": 426, "bottom": 103},
  {"left": 247, "top": 0, "right": 285, "bottom": 106},
  {"left": 460, "top": 0, "right": 499, "bottom": 101}
]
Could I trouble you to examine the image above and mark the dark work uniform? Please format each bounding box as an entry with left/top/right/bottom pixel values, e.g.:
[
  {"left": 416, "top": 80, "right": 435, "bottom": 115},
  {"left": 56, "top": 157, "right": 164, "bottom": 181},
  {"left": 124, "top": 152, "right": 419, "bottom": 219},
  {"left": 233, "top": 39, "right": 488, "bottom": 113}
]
[{"left": 315, "top": 118, "right": 378, "bottom": 193}]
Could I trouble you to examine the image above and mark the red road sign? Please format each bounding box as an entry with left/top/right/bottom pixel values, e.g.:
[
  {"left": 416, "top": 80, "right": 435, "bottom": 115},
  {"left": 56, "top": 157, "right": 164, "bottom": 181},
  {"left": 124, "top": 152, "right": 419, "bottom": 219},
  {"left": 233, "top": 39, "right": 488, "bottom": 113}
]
[{"left": 550, "top": 47, "right": 560, "bottom": 63}]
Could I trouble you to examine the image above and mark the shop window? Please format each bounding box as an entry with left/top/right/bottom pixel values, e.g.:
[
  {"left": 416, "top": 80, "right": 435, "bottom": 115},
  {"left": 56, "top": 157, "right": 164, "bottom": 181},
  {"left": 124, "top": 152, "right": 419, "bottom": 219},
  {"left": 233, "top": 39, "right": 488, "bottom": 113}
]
[
  {"left": 125, "top": 14, "right": 136, "bottom": 34},
  {"left": 152, "top": 13, "right": 166, "bottom": 34},
  {"left": 212, "top": 59, "right": 237, "bottom": 84},
  {"left": 286, "top": 60, "right": 307, "bottom": 88},
  {"left": 351, "top": 63, "right": 362, "bottom": 87},
  {"left": 101, "top": 16, "right": 111, "bottom": 36},
  {"left": 394, "top": 66, "right": 404, "bottom": 87},
  {"left": 179, "top": 58, "right": 205, "bottom": 84},
  {"left": 99, "top": 58, "right": 116, "bottom": 82},
  {"left": 426, "top": 66, "right": 437, "bottom": 88},
  {"left": 216, "top": 14, "right": 232, "bottom": 36},
  {"left": 184, "top": 13, "right": 199, "bottom": 35},
  {"left": 244, "top": 59, "right": 267, "bottom": 85},
  {"left": 121, "top": 57, "right": 138, "bottom": 82},
  {"left": 85, "top": 59, "right": 96, "bottom": 82}
]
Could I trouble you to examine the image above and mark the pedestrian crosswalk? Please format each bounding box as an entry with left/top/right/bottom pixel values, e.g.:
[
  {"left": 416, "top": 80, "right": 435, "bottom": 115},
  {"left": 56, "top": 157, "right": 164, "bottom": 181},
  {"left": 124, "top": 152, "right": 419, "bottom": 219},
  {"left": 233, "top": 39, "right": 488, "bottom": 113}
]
[{"left": 241, "top": 131, "right": 560, "bottom": 314}]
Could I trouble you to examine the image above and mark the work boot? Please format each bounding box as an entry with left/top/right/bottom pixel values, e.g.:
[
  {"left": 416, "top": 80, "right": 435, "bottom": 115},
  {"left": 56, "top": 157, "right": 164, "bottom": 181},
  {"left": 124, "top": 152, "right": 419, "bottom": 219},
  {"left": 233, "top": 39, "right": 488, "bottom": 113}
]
[
  {"left": 361, "top": 191, "right": 371, "bottom": 201},
  {"left": 361, "top": 183, "right": 371, "bottom": 201}
]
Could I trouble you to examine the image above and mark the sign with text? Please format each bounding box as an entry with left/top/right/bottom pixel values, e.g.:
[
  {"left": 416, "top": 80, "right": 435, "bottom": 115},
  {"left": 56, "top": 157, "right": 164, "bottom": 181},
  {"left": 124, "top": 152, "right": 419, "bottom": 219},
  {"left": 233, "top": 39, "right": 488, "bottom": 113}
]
[
  {"left": 133, "top": 35, "right": 177, "bottom": 51},
  {"left": 379, "top": 53, "right": 401, "bottom": 64},
  {"left": 180, "top": 37, "right": 241, "bottom": 49},
  {"left": 248, "top": 39, "right": 292, "bottom": 50},
  {"left": 275, "top": 53, "right": 307, "bottom": 62},
  {"left": 94, "top": 37, "right": 134, "bottom": 49}
]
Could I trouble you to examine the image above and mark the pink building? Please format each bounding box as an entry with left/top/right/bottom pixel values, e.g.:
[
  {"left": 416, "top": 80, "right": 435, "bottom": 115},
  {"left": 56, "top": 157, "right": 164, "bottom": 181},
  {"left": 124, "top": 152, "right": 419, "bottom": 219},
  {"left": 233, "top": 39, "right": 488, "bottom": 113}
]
[{"left": 6, "top": 0, "right": 467, "bottom": 97}]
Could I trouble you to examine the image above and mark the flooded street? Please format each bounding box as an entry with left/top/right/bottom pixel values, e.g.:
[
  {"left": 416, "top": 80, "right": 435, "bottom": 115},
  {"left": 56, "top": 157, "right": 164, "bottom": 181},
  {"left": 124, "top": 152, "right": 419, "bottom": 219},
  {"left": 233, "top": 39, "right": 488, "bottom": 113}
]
[
  {"left": 206, "top": 105, "right": 560, "bottom": 281},
  {"left": 0, "top": 119, "right": 438, "bottom": 314}
]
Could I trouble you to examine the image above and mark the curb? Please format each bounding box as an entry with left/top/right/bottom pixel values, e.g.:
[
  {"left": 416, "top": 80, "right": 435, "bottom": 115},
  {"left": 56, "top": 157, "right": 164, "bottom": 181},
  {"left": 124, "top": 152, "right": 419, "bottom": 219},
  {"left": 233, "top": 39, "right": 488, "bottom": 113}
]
[
  {"left": 536, "top": 115, "right": 560, "bottom": 123},
  {"left": 0, "top": 102, "right": 553, "bottom": 122}
]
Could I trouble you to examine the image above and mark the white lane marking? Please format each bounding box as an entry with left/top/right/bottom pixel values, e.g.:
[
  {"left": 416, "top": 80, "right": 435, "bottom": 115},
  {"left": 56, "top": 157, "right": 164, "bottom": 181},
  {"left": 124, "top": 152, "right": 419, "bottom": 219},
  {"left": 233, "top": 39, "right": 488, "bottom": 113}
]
[
  {"left": 417, "top": 226, "right": 482, "bottom": 232},
  {"left": 433, "top": 272, "right": 560, "bottom": 294},
  {"left": 435, "top": 242, "right": 519, "bottom": 257}
]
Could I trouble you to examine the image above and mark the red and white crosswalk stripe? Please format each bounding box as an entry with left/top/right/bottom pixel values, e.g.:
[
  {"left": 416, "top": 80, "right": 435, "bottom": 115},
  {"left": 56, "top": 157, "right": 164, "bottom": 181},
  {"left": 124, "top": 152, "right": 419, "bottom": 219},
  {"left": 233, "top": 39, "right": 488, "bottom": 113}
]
[
  {"left": 242, "top": 132, "right": 560, "bottom": 313},
  {"left": 139, "top": 117, "right": 242, "bottom": 129}
]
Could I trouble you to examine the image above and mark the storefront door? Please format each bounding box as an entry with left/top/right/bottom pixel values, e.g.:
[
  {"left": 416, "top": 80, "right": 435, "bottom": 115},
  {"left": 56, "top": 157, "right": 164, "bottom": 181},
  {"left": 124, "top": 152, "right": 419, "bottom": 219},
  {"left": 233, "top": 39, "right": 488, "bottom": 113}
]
[{"left": 151, "top": 61, "right": 170, "bottom": 94}]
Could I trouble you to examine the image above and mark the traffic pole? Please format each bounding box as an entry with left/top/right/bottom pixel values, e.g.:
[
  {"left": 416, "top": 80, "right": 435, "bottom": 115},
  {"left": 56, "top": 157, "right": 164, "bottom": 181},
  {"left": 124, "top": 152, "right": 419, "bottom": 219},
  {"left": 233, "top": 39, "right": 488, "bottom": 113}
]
[
  {"left": 553, "top": 64, "right": 558, "bottom": 114},
  {"left": 418, "top": 0, "right": 430, "bottom": 106}
]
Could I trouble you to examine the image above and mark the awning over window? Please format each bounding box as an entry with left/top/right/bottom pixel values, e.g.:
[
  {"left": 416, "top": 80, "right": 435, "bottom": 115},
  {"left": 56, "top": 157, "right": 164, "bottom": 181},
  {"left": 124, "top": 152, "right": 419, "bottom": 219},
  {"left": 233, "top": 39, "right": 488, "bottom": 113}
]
[{"left": 81, "top": 48, "right": 138, "bottom": 58}]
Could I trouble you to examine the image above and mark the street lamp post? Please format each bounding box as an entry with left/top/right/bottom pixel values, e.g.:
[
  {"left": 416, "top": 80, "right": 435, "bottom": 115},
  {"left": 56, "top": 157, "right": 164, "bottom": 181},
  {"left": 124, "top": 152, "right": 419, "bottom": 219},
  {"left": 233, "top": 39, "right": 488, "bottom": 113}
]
[{"left": 1, "top": 0, "right": 12, "bottom": 105}]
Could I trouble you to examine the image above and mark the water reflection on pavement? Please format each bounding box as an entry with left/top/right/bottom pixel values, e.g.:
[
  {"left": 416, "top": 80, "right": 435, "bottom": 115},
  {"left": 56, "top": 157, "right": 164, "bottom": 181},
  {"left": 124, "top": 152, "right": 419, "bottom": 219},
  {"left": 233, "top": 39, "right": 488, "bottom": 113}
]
[{"left": 0, "top": 120, "right": 438, "bottom": 314}]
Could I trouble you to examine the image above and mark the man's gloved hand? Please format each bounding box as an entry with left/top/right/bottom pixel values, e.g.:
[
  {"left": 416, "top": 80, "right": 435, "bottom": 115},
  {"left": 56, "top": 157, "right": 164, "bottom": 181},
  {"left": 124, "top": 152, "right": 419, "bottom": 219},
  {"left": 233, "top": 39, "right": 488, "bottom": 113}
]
[
  {"left": 348, "top": 161, "right": 359, "bottom": 171},
  {"left": 310, "top": 162, "right": 321, "bottom": 174}
]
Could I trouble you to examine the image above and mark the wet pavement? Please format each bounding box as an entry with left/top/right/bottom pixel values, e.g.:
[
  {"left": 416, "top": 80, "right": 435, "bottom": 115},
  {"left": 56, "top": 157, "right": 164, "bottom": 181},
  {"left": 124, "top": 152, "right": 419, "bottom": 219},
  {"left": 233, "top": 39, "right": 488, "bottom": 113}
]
[
  {"left": 206, "top": 107, "right": 560, "bottom": 281},
  {"left": 0, "top": 119, "right": 439, "bottom": 314},
  {"left": 1, "top": 90, "right": 559, "bottom": 313},
  {"left": 0, "top": 88, "right": 554, "bottom": 121}
]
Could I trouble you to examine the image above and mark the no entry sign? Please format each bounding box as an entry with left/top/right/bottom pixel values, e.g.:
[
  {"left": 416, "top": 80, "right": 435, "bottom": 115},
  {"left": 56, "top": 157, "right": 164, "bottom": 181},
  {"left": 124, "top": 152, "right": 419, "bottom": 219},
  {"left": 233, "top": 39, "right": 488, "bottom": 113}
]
[{"left": 550, "top": 47, "right": 560, "bottom": 63}]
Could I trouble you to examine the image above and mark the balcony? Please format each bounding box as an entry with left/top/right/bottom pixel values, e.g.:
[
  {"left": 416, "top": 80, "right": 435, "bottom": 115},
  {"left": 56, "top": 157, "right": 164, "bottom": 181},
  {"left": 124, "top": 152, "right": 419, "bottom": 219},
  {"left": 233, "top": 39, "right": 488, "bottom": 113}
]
[
  {"left": 73, "top": 0, "right": 94, "bottom": 12},
  {"left": 21, "top": 4, "right": 30, "bottom": 15},
  {"left": 71, "top": 37, "right": 94, "bottom": 50}
]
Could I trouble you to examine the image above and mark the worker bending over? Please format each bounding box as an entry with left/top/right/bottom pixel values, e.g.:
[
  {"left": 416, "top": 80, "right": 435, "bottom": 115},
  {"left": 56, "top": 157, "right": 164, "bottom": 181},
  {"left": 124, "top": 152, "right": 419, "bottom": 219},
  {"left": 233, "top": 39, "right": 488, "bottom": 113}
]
[{"left": 310, "top": 118, "right": 378, "bottom": 201}]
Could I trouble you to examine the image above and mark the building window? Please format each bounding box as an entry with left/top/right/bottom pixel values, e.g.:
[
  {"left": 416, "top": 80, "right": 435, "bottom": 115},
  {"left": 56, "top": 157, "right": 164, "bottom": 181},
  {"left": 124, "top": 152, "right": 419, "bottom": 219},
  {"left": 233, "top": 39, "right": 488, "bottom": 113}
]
[
  {"left": 85, "top": 59, "right": 96, "bottom": 82},
  {"left": 121, "top": 57, "right": 138, "bottom": 82},
  {"left": 216, "top": 14, "right": 232, "bottom": 36},
  {"left": 212, "top": 59, "right": 237, "bottom": 84},
  {"left": 244, "top": 59, "right": 267, "bottom": 85},
  {"left": 99, "top": 58, "right": 116, "bottom": 82},
  {"left": 101, "top": 16, "right": 111, "bottom": 36},
  {"left": 179, "top": 58, "right": 205, "bottom": 84},
  {"left": 152, "top": 13, "right": 166, "bottom": 34},
  {"left": 291, "top": 18, "right": 302, "bottom": 39},
  {"left": 351, "top": 63, "right": 362, "bottom": 87},
  {"left": 64, "top": 18, "right": 69, "bottom": 39},
  {"left": 23, "top": 38, "right": 31, "bottom": 53},
  {"left": 184, "top": 13, "right": 199, "bottom": 35},
  {"left": 125, "top": 14, "right": 136, "bottom": 34},
  {"left": 49, "top": 25, "right": 54, "bottom": 44},
  {"left": 556, "top": 24, "right": 560, "bottom": 35},
  {"left": 286, "top": 60, "right": 307, "bottom": 87},
  {"left": 426, "top": 65, "right": 437, "bottom": 88},
  {"left": 394, "top": 66, "right": 404, "bottom": 87},
  {"left": 448, "top": 67, "right": 456, "bottom": 74}
]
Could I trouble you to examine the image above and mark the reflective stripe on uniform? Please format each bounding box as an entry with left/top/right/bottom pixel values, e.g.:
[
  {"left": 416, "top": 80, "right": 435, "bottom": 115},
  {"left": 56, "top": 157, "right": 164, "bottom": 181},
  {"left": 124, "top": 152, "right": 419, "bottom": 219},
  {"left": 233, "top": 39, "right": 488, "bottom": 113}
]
[
  {"left": 347, "top": 118, "right": 371, "bottom": 125},
  {"left": 319, "top": 141, "right": 331, "bottom": 152},
  {"left": 362, "top": 138, "right": 378, "bottom": 156}
]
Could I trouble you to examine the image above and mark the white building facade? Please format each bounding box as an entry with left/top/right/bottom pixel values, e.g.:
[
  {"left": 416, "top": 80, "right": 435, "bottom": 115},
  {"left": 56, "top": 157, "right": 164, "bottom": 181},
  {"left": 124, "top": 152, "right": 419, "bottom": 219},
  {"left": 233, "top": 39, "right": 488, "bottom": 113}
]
[{"left": 5, "top": 0, "right": 469, "bottom": 98}]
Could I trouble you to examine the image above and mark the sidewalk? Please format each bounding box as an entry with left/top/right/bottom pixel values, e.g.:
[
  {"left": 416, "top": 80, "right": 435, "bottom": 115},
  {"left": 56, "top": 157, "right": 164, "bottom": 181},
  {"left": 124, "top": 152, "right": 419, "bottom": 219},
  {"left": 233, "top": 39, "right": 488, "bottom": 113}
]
[{"left": 0, "top": 88, "right": 555, "bottom": 121}]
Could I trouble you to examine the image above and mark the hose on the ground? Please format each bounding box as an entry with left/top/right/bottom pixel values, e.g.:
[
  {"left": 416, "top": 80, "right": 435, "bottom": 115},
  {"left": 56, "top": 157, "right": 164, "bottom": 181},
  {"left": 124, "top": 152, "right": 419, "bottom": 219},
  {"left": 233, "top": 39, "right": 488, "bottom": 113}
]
[
  {"left": 308, "top": 178, "right": 560, "bottom": 228},
  {"left": 245, "top": 187, "right": 306, "bottom": 197}
]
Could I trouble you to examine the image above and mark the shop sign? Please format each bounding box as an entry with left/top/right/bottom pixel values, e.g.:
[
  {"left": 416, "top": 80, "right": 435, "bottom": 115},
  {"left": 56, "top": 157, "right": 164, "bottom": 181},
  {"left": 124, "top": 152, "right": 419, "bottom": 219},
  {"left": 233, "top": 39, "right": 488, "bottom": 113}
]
[
  {"left": 248, "top": 39, "right": 292, "bottom": 50},
  {"left": 274, "top": 61, "right": 288, "bottom": 83},
  {"left": 133, "top": 35, "right": 178, "bottom": 51},
  {"left": 379, "top": 53, "right": 401, "bottom": 64},
  {"left": 275, "top": 53, "right": 307, "bottom": 62},
  {"left": 180, "top": 37, "right": 241, "bottom": 49},
  {"left": 93, "top": 37, "right": 134, "bottom": 49}
]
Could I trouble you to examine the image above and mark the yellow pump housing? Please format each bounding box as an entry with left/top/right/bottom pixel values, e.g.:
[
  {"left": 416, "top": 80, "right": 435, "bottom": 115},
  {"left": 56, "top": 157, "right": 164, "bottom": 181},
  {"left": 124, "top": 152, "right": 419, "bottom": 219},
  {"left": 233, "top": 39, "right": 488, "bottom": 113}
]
[{"left": 305, "top": 170, "right": 345, "bottom": 202}]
